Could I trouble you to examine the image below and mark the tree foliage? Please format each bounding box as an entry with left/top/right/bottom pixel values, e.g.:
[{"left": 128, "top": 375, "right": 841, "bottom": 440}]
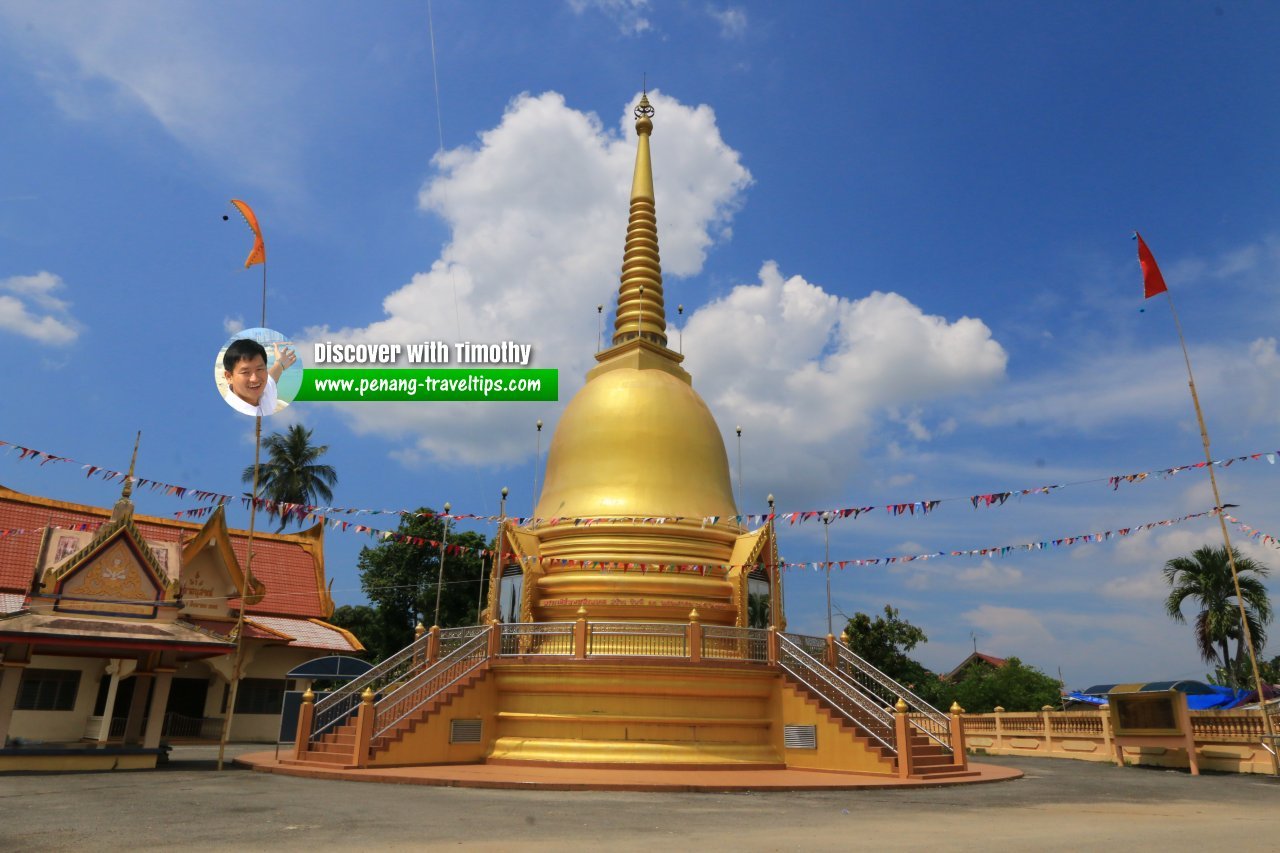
[
  {"left": 840, "top": 604, "right": 1063, "bottom": 712},
  {"left": 353, "top": 508, "right": 490, "bottom": 659},
  {"left": 1163, "top": 545, "right": 1271, "bottom": 676},
  {"left": 947, "top": 658, "right": 1062, "bottom": 713},
  {"left": 242, "top": 424, "right": 338, "bottom": 532}
]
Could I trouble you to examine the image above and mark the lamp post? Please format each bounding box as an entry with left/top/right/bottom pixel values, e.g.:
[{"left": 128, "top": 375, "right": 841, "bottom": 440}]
[
  {"left": 823, "top": 511, "right": 833, "bottom": 637},
  {"left": 433, "top": 501, "right": 451, "bottom": 628},
  {"left": 532, "top": 420, "right": 543, "bottom": 522},
  {"left": 767, "top": 493, "right": 775, "bottom": 629}
]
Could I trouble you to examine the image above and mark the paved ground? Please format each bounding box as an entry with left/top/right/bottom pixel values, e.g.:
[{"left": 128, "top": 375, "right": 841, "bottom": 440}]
[{"left": 1, "top": 745, "right": 1277, "bottom": 851}]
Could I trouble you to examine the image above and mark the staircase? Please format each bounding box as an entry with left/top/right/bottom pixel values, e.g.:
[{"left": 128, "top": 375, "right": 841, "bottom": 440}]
[
  {"left": 291, "top": 626, "right": 491, "bottom": 768},
  {"left": 778, "top": 633, "right": 974, "bottom": 780}
]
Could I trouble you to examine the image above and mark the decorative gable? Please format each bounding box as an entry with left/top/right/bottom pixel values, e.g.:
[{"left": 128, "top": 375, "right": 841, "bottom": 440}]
[{"left": 47, "top": 524, "right": 176, "bottom": 618}]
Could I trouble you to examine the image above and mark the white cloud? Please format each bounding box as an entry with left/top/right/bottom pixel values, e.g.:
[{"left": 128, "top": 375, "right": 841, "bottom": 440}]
[
  {"left": 309, "top": 91, "right": 750, "bottom": 466},
  {"left": 962, "top": 604, "right": 1056, "bottom": 650},
  {"left": 708, "top": 6, "right": 748, "bottom": 39},
  {"left": 223, "top": 315, "right": 245, "bottom": 336},
  {"left": 0, "top": 272, "right": 80, "bottom": 345},
  {"left": 567, "top": 0, "right": 652, "bottom": 35},
  {"left": 0, "top": 2, "right": 304, "bottom": 194},
  {"left": 955, "top": 560, "right": 1023, "bottom": 587},
  {"left": 684, "top": 264, "right": 1007, "bottom": 498},
  {"left": 309, "top": 90, "right": 1007, "bottom": 491}
]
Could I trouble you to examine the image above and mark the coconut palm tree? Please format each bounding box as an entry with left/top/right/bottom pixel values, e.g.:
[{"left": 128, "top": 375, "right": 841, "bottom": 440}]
[
  {"left": 242, "top": 424, "right": 338, "bottom": 531},
  {"left": 1163, "top": 545, "right": 1271, "bottom": 671}
]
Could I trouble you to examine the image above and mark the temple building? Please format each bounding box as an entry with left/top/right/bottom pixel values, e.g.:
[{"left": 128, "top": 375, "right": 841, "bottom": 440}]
[
  {"left": 0, "top": 472, "right": 360, "bottom": 769},
  {"left": 286, "top": 96, "right": 973, "bottom": 782}
]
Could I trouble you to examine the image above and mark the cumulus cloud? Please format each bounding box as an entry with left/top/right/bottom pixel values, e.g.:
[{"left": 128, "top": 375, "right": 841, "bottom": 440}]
[
  {"left": 308, "top": 91, "right": 1006, "bottom": 488},
  {"left": 684, "top": 263, "right": 1007, "bottom": 496},
  {"left": 0, "top": 272, "right": 80, "bottom": 345},
  {"left": 567, "top": 0, "right": 652, "bottom": 35},
  {"left": 223, "top": 315, "right": 245, "bottom": 336},
  {"left": 309, "top": 91, "right": 750, "bottom": 466}
]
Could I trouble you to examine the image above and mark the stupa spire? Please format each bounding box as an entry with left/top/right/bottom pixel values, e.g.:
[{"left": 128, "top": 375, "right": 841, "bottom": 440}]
[{"left": 611, "top": 92, "right": 668, "bottom": 348}]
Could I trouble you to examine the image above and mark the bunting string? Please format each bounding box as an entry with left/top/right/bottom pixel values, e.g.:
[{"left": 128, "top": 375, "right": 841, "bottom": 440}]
[{"left": 3, "top": 437, "right": 1278, "bottom": 529}]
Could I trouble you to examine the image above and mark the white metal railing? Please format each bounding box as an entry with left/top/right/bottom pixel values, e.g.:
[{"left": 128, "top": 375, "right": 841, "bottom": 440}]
[
  {"left": 830, "top": 643, "right": 952, "bottom": 753},
  {"left": 777, "top": 634, "right": 897, "bottom": 753},
  {"left": 372, "top": 632, "right": 490, "bottom": 741},
  {"left": 588, "top": 621, "right": 686, "bottom": 657},
  {"left": 309, "top": 629, "right": 432, "bottom": 745},
  {"left": 498, "top": 622, "right": 574, "bottom": 656},
  {"left": 439, "top": 625, "right": 488, "bottom": 655}
]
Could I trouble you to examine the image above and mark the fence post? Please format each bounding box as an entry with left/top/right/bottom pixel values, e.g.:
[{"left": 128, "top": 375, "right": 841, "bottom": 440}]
[
  {"left": 487, "top": 620, "right": 501, "bottom": 659},
  {"left": 353, "top": 687, "right": 376, "bottom": 768},
  {"left": 687, "top": 609, "right": 702, "bottom": 663},
  {"left": 825, "top": 633, "right": 837, "bottom": 668},
  {"left": 412, "top": 622, "right": 426, "bottom": 666},
  {"left": 574, "top": 606, "right": 588, "bottom": 659},
  {"left": 993, "top": 706, "right": 1005, "bottom": 753},
  {"left": 949, "top": 701, "right": 968, "bottom": 769},
  {"left": 292, "top": 688, "right": 315, "bottom": 761},
  {"left": 1042, "top": 705, "right": 1055, "bottom": 755},
  {"left": 766, "top": 626, "right": 779, "bottom": 666},
  {"left": 426, "top": 625, "right": 441, "bottom": 664},
  {"left": 1100, "top": 705, "right": 1113, "bottom": 761},
  {"left": 894, "top": 697, "right": 914, "bottom": 778}
]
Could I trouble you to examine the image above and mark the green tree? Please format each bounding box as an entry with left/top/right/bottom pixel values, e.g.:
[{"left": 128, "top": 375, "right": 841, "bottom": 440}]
[
  {"left": 328, "top": 604, "right": 399, "bottom": 663},
  {"left": 950, "top": 657, "right": 1062, "bottom": 713},
  {"left": 841, "top": 605, "right": 950, "bottom": 704},
  {"left": 747, "top": 592, "right": 770, "bottom": 629},
  {"left": 242, "top": 424, "right": 339, "bottom": 532},
  {"left": 355, "top": 508, "right": 490, "bottom": 656},
  {"left": 1163, "top": 545, "right": 1271, "bottom": 683}
]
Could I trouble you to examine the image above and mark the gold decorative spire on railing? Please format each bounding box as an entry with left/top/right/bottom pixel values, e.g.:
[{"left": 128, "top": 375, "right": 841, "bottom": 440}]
[{"left": 611, "top": 92, "right": 668, "bottom": 348}]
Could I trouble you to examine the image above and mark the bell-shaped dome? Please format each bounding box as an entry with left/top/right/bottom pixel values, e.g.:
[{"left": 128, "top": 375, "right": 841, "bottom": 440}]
[{"left": 534, "top": 362, "right": 738, "bottom": 521}]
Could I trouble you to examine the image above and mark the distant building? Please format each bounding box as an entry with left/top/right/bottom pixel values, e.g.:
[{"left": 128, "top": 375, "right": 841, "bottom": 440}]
[
  {"left": 0, "top": 482, "right": 361, "bottom": 757},
  {"left": 945, "top": 652, "right": 1008, "bottom": 682}
]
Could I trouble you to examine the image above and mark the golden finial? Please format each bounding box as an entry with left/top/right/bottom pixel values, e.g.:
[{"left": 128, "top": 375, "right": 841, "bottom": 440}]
[
  {"left": 362, "top": 687, "right": 375, "bottom": 703},
  {"left": 949, "top": 701, "right": 964, "bottom": 714},
  {"left": 122, "top": 431, "right": 141, "bottom": 500},
  {"left": 576, "top": 605, "right": 588, "bottom": 619},
  {"left": 303, "top": 688, "right": 315, "bottom": 703},
  {"left": 609, "top": 90, "right": 667, "bottom": 350},
  {"left": 895, "top": 697, "right": 908, "bottom": 714},
  {"left": 688, "top": 608, "right": 700, "bottom": 622}
]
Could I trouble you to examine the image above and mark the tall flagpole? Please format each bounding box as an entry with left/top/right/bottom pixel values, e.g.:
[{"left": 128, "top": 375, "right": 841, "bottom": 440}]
[
  {"left": 1141, "top": 234, "right": 1278, "bottom": 775},
  {"left": 218, "top": 213, "right": 269, "bottom": 771}
]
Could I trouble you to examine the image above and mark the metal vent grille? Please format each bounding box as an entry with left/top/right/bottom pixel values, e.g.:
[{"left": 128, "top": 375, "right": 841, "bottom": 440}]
[
  {"left": 450, "top": 718, "right": 483, "bottom": 744},
  {"left": 783, "top": 725, "right": 817, "bottom": 750}
]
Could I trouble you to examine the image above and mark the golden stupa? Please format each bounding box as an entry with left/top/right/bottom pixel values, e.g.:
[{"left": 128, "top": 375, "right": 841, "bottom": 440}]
[
  {"left": 516, "top": 93, "right": 770, "bottom": 626},
  {"left": 288, "top": 96, "right": 971, "bottom": 781}
]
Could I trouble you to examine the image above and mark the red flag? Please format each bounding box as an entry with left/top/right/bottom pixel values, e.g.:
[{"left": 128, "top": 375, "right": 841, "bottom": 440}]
[
  {"left": 229, "top": 199, "right": 266, "bottom": 268},
  {"left": 1135, "top": 232, "right": 1168, "bottom": 299}
]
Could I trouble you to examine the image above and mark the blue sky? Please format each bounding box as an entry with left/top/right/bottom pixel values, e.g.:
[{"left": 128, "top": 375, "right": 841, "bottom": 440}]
[{"left": 2, "top": 1, "right": 1279, "bottom": 688}]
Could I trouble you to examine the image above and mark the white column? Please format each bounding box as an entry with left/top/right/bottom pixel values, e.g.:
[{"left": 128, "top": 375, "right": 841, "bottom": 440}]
[
  {"left": 143, "top": 671, "right": 175, "bottom": 749},
  {"left": 96, "top": 660, "right": 122, "bottom": 743},
  {"left": 0, "top": 664, "right": 26, "bottom": 745},
  {"left": 122, "top": 673, "right": 152, "bottom": 746}
]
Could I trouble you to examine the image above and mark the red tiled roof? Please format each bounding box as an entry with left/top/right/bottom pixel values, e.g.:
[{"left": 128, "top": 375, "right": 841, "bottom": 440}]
[
  {"left": 186, "top": 618, "right": 284, "bottom": 641},
  {"left": 0, "top": 489, "right": 328, "bottom": 620}
]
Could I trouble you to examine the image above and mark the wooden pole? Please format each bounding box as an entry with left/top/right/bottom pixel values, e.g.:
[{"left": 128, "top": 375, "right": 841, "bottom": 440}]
[{"left": 1161, "top": 290, "right": 1278, "bottom": 776}]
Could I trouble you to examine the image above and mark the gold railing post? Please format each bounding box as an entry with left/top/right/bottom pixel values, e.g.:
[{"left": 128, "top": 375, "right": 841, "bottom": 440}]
[
  {"left": 426, "top": 625, "right": 441, "bottom": 664},
  {"left": 353, "top": 687, "right": 376, "bottom": 768},
  {"left": 825, "top": 633, "right": 837, "bottom": 668},
  {"left": 894, "top": 697, "right": 914, "bottom": 778},
  {"left": 292, "top": 688, "right": 315, "bottom": 761},
  {"left": 574, "top": 606, "right": 589, "bottom": 659},
  {"left": 487, "top": 621, "right": 501, "bottom": 659},
  {"left": 994, "top": 705, "right": 1005, "bottom": 752},
  {"left": 949, "top": 701, "right": 968, "bottom": 770},
  {"left": 688, "top": 609, "right": 702, "bottom": 663},
  {"left": 1043, "top": 705, "right": 1055, "bottom": 754},
  {"left": 766, "top": 626, "right": 779, "bottom": 665},
  {"left": 412, "top": 622, "right": 426, "bottom": 666}
]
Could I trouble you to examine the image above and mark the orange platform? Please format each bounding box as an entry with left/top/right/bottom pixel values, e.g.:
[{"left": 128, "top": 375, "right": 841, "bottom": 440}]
[{"left": 236, "top": 751, "right": 1022, "bottom": 792}]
